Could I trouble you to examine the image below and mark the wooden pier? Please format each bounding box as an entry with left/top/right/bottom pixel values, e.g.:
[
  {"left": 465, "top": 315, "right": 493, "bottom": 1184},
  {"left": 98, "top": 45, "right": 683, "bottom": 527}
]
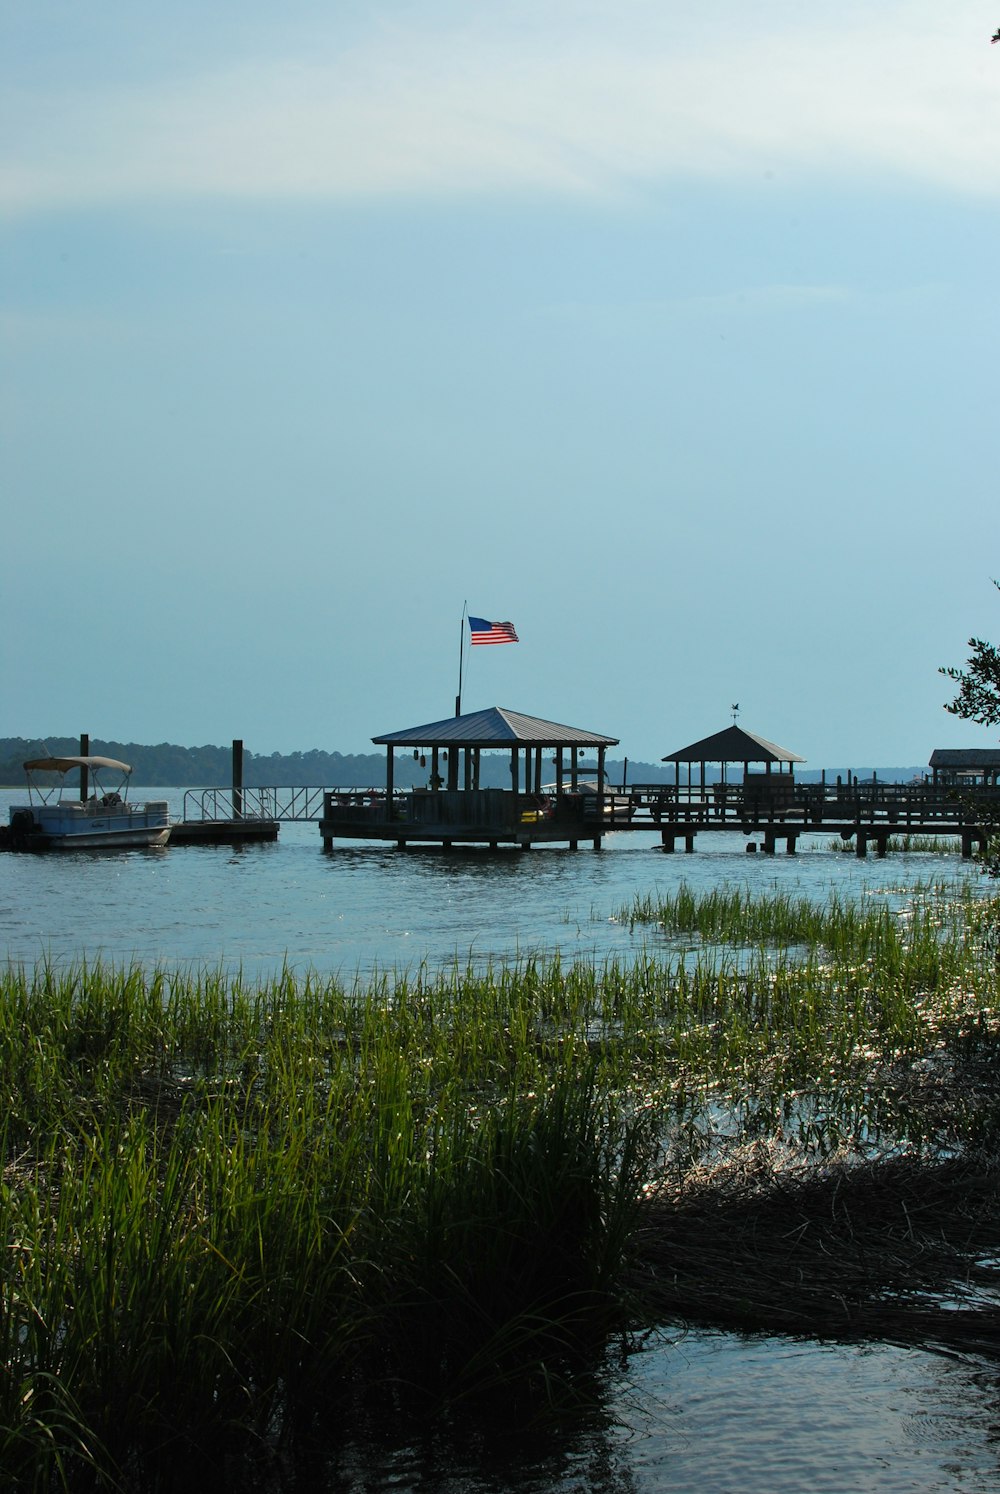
[
  {"left": 312, "top": 780, "right": 994, "bottom": 856},
  {"left": 603, "top": 780, "right": 993, "bottom": 857},
  {"left": 9, "top": 730, "right": 996, "bottom": 859},
  {"left": 162, "top": 776, "right": 995, "bottom": 858}
]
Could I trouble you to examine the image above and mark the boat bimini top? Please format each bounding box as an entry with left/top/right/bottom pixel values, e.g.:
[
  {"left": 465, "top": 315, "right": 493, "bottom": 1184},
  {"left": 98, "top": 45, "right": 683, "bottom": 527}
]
[
  {"left": 23, "top": 756, "right": 133, "bottom": 775},
  {"left": 22, "top": 756, "right": 134, "bottom": 805}
]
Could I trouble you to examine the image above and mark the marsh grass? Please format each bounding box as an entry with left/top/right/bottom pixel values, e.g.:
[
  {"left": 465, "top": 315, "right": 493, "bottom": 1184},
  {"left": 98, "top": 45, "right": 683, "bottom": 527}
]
[
  {"left": 3, "top": 880, "right": 1000, "bottom": 1487},
  {"left": 0, "top": 960, "right": 661, "bottom": 1489},
  {"left": 821, "top": 834, "right": 962, "bottom": 854}
]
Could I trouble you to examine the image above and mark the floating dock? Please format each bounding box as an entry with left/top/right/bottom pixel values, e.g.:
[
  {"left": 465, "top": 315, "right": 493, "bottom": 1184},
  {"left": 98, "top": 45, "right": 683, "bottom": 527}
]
[{"left": 170, "top": 817, "right": 279, "bottom": 846}]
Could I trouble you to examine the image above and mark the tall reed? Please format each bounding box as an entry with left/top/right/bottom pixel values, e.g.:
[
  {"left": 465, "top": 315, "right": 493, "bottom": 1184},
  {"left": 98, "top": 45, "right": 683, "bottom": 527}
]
[{"left": 1, "top": 880, "right": 997, "bottom": 1486}]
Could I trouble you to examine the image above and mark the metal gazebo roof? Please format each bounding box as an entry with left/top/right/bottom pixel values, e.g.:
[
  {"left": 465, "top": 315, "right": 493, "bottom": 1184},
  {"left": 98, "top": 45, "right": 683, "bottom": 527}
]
[
  {"left": 373, "top": 706, "right": 618, "bottom": 749},
  {"left": 662, "top": 725, "right": 805, "bottom": 765}
]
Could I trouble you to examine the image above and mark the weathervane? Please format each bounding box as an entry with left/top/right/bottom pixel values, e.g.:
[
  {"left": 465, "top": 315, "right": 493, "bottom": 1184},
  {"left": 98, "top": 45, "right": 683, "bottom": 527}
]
[{"left": 731, "top": 703, "right": 740, "bottom": 723}]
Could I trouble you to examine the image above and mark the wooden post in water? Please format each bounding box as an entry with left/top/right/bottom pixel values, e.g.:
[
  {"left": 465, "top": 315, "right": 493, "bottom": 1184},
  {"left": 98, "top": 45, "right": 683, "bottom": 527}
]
[
  {"left": 79, "top": 733, "right": 89, "bottom": 802},
  {"left": 232, "top": 739, "right": 243, "bottom": 820}
]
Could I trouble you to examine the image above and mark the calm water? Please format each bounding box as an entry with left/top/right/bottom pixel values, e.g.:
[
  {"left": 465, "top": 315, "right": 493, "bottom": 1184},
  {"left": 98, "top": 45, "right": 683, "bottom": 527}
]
[{"left": 2, "top": 788, "right": 999, "bottom": 1493}]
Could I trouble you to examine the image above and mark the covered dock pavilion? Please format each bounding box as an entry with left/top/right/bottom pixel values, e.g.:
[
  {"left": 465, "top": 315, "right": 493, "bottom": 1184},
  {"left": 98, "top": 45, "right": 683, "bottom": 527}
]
[
  {"left": 319, "top": 706, "right": 620, "bottom": 850},
  {"left": 651, "top": 724, "right": 807, "bottom": 852},
  {"left": 929, "top": 749, "right": 1000, "bottom": 789}
]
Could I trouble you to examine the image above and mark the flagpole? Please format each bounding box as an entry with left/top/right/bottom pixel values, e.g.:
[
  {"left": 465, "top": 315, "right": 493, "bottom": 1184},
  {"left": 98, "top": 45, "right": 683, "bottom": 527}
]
[{"left": 455, "top": 600, "right": 467, "bottom": 716}]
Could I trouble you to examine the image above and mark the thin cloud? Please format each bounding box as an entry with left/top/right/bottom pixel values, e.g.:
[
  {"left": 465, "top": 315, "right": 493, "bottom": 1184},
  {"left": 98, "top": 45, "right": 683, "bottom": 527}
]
[
  {"left": 3, "top": 3, "right": 999, "bottom": 214},
  {"left": 535, "top": 284, "right": 855, "bottom": 336}
]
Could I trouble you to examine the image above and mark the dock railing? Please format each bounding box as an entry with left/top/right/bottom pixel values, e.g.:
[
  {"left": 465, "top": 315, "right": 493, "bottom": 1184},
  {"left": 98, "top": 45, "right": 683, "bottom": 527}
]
[
  {"left": 180, "top": 781, "right": 1000, "bottom": 838},
  {"left": 320, "top": 788, "right": 577, "bottom": 831},
  {"left": 618, "top": 781, "right": 1000, "bottom": 830},
  {"left": 182, "top": 786, "right": 331, "bottom": 823}
]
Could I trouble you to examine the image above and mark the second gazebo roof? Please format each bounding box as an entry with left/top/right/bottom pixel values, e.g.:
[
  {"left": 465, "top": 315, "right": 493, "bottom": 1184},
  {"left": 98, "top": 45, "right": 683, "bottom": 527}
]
[{"left": 663, "top": 725, "right": 805, "bottom": 765}]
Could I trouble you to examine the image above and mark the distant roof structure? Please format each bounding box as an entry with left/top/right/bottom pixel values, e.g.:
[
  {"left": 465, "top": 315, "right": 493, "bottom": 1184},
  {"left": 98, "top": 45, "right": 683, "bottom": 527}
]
[
  {"left": 373, "top": 706, "right": 618, "bottom": 749},
  {"left": 929, "top": 749, "right": 1000, "bottom": 770},
  {"left": 662, "top": 725, "right": 805, "bottom": 766}
]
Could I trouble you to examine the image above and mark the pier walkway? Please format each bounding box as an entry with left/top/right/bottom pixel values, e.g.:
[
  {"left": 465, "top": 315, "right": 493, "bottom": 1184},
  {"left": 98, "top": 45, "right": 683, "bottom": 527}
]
[
  {"left": 175, "top": 782, "right": 996, "bottom": 856},
  {"left": 620, "top": 781, "right": 994, "bottom": 856}
]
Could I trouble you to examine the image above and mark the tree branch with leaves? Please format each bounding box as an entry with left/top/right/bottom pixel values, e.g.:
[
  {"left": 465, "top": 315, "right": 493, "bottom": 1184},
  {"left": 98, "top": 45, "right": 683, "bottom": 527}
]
[
  {"left": 940, "top": 583, "right": 1000, "bottom": 726},
  {"left": 940, "top": 582, "right": 1000, "bottom": 875}
]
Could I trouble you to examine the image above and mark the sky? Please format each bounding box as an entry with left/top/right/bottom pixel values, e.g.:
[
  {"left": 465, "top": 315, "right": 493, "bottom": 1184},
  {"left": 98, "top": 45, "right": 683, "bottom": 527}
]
[{"left": 2, "top": 0, "right": 999, "bottom": 769}]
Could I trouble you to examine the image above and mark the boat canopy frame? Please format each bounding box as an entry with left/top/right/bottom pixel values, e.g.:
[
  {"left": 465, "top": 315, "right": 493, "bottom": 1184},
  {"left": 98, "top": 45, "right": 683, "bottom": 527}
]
[{"left": 22, "top": 756, "right": 134, "bottom": 806}]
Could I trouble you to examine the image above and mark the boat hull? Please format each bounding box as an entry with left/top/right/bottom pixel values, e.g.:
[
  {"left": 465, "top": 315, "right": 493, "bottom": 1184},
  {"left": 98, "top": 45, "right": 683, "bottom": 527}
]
[
  {"left": 43, "top": 824, "right": 171, "bottom": 850},
  {"left": 8, "top": 802, "right": 171, "bottom": 851}
]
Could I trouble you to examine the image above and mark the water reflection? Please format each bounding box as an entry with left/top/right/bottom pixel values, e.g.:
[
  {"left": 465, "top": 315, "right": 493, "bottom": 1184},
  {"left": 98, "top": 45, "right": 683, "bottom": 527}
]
[{"left": 297, "top": 1333, "right": 1000, "bottom": 1493}]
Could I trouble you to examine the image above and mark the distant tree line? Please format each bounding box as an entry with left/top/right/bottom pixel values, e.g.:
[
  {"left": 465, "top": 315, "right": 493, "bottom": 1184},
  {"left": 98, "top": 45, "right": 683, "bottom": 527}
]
[
  {"left": 0, "top": 737, "right": 679, "bottom": 789},
  {"left": 0, "top": 738, "right": 406, "bottom": 788},
  {"left": 0, "top": 737, "right": 925, "bottom": 790}
]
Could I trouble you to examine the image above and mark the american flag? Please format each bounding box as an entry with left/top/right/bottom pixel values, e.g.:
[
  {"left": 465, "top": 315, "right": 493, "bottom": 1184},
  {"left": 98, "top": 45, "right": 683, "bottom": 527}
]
[{"left": 469, "top": 616, "right": 519, "bottom": 645}]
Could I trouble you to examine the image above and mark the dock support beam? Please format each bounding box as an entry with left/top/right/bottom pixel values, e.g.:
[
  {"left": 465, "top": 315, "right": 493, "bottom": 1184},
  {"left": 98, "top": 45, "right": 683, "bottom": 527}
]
[
  {"left": 233, "top": 739, "right": 243, "bottom": 820},
  {"left": 80, "top": 732, "right": 90, "bottom": 802}
]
